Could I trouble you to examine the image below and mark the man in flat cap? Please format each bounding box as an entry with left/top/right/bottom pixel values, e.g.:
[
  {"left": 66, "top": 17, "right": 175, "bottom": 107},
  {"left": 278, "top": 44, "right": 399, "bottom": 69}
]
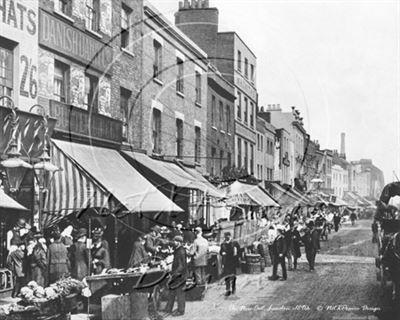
[
  {"left": 220, "top": 232, "right": 239, "bottom": 297},
  {"left": 165, "top": 235, "right": 188, "bottom": 316}
]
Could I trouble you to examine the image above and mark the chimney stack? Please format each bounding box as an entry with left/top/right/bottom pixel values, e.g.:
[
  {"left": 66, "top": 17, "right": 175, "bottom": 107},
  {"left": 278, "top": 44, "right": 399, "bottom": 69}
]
[{"left": 340, "top": 132, "right": 346, "bottom": 159}]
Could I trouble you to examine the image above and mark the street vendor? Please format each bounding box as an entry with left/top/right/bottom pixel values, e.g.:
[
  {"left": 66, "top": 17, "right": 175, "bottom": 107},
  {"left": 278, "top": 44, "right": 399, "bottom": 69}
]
[
  {"left": 26, "top": 233, "right": 47, "bottom": 287},
  {"left": 220, "top": 232, "right": 239, "bottom": 297},
  {"left": 70, "top": 228, "right": 89, "bottom": 281},
  {"left": 189, "top": 227, "right": 209, "bottom": 284},
  {"left": 145, "top": 225, "right": 162, "bottom": 256},
  {"left": 48, "top": 230, "right": 70, "bottom": 283},
  {"left": 91, "top": 229, "right": 110, "bottom": 274},
  {"left": 7, "top": 218, "right": 31, "bottom": 253},
  {"left": 128, "top": 236, "right": 149, "bottom": 268}
]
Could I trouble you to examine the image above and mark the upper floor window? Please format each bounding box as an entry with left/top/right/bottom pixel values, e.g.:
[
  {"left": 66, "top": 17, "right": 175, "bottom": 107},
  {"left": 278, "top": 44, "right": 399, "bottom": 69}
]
[
  {"left": 54, "top": 60, "right": 70, "bottom": 103},
  {"left": 152, "top": 108, "right": 162, "bottom": 154},
  {"left": 84, "top": 73, "right": 98, "bottom": 112},
  {"left": 211, "top": 95, "right": 216, "bottom": 126},
  {"left": 86, "top": 0, "right": 100, "bottom": 32},
  {"left": 121, "top": 5, "right": 131, "bottom": 50},
  {"left": 237, "top": 92, "right": 242, "bottom": 120},
  {"left": 176, "top": 58, "right": 184, "bottom": 93},
  {"left": 244, "top": 58, "right": 248, "bottom": 78},
  {"left": 120, "top": 87, "right": 131, "bottom": 142},
  {"left": 237, "top": 137, "right": 242, "bottom": 168},
  {"left": 250, "top": 64, "right": 255, "bottom": 82},
  {"left": 244, "top": 97, "right": 248, "bottom": 124},
  {"left": 195, "top": 71, "right": 201, "bottom": 104},
  {"left": 219, "top": 100, "right": 223, "bottom": 126},
  {"left": 0, "top": 46, "right": 13, "bottom": 99},
  {"left": 55, "top": 0, "right": 72, "bottom": 16},
  {"left": 153, "top": 40, "right": 162, "bottom": 80},
  {"left": 250, "top": 102, "right": 254, "bottom": 127},
  {"left": 225, "top": 104, "right": 230, "bottom": 132},
  {"left": 176, "top": 118, "right": 184, "bottom": 159},
  {"left": 237, "top": 50, "right": 242, "bottom": 71},
  {"left": 194, "top": 126, "right": 201, "bottom": 163}
]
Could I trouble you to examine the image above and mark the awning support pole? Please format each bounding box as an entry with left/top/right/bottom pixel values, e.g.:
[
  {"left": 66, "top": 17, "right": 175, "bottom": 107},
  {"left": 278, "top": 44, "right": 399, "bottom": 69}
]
[{"left": 114, "top": 215, "right": 118, "bottom": 267}]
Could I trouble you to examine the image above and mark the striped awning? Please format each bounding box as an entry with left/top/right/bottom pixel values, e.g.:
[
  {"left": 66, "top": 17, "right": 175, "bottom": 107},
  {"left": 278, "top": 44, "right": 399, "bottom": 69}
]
[{"left": 43, "top": 142, "right": 112, "bottom": 228}]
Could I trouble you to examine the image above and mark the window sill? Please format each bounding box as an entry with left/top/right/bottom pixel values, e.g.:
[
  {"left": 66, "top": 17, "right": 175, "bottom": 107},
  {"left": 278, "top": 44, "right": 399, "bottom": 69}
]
[
  {"left": 211, "top": 126, "right": 217, "bottom": 131},
  {"left": 121, "top": 48, "right": 135, "bottom": 58},
  {"left": 220, "top": 130, "right": 225, "bottom": 134},
  {"left": 54, "top": 10, "right": 74, "bottom": 23},
  {"left": 227, "top": 133, "right": 232, "bottom": 136},
  {"left": 86, "top": 28, "right": 103, "bottom": 39},
  {"left": 176, "top": 91, "right": 185, "bottom": 98},
  {"left": 195, "top": 102, "right": 202, "bottom": 108},
  {"left": 153, "top": 78, "right": 164, "bottom": 86}
]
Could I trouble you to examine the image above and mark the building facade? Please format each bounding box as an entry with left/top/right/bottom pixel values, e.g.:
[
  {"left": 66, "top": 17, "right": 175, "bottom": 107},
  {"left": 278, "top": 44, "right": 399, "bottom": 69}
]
[
  {"left": 349, "top": 159, "right": 384, "bottom": 199},
  {"left": 207, "top": 64, "right": 235, "bottom": 178},
  {"left": 332, "top": 164, "right": 348, "bottom": 199},
  {"left": 174, "top": 0, "right": 257, "bottom": 176},
  {"left": 256, "top": 116, "right": 275, "bottom": 184}
]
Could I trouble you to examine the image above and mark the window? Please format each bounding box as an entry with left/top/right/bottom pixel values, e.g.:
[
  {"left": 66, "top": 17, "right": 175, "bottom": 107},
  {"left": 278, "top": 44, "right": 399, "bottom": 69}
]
[
  {"left": 195, "top": 126, "right": 201, "bottom": 163},
  {"left": 226, "top": 104, "right": 230, "bottom": 132},
  {"left": 0, "top": 46, "right": 13, "bottom": 98},
  {"left": 260, "top": 135, "right": 264, "bottom": 152},
  {"left": 250, "top": 102, "right": 254, "bottom": 127},
  {"left": 211, "top": 147, "right": 216, "bottom": 176},
  {"left": 244, "top": 58, "right": 248, "bottom": 78},
  {"left": 219, "top": 101, "right": 223, "bottom": 126},
  {"left": 176, "top": 58, "right": 184, "bottom": 93},
  {"left": 85, "top": 0, "right": 100, "bottom": 32},
  {"left": 237, "top": 50, "right": 242, "bottom": 71},
  {"left": 55, "top": 0, "right": 72, "bottom": 16},
  {"left": 54, "top": 60, "right": 69, "bottom": 103},
  {"left": 244, "top": 97, "right": 248, "bottom": 124},
  {"left": 250, "top": 144, "right": 254, "bottom": 175},
  {"left": 227, "top": 152, "right": 231, "bottom": 167},
  {"left": 237, "top": 138, "right": 242, "bottom": 168},
  {"left": 220, "top": 150, "right": 224, "bottom": 173},
  {"left": 121, "top": 5, "right": 131, "bottom": 49},
  {"left": 260, "top": 165, "right": 263, "bottom": 180},
  {"left": 257, "top": 134, "right": 260, "bottom": 151},
  {"left": 237, "top": 92, "right": 242, "bottom": 120},
  {"left": 244, "top": 141, "right": 248, "bottom": 172},
  {"left": 120, "top": 87, "right": 131, "bottom": 142},
  {"left": 153, "top": 40, "right": 162, "bottom": 80},
  {"left": 195, "top": 71, "right": 201, "bottom": 104},
  {"left": 84, "top": 73, "right": 98, "bottom": 112},
  {"left": 250, "top": 64, "right": 255, "bottom": 82},
  {"left": 211, "top": 95, "right": 216, "bottom": 126},
  {"left": 176, "top": 119, "right": 183, "bottom": 159},
  {"left": 152, "top": 108, "right": 162, "bottom": 154}
]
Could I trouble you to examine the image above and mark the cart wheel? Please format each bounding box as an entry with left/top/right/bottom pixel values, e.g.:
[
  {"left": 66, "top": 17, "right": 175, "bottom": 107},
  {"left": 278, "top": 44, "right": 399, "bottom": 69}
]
[{"left": 152, "top": 285, "right": 161, "bottom": 311}]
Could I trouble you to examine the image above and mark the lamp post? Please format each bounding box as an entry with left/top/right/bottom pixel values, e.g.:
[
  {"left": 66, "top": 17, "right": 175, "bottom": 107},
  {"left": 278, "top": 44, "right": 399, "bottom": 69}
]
[
  {"left": 0, "top": 96, "right": 32, "bottom": 193},
  {"left": 29, "top": 104, "right": 60, "bottom": 230}
]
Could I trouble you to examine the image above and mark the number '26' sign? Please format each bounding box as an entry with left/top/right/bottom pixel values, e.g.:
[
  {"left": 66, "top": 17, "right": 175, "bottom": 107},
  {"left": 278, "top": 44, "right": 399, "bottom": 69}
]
[{"left": 20, "top": 55, "right": 37, "bottom": 100}]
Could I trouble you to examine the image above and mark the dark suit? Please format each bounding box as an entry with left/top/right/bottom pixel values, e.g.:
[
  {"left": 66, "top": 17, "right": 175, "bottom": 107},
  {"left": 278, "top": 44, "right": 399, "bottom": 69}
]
[
  {"left": 70, "top": 242, "right": 88, "bottom": 281},
  {"left": 272, "top": 234, "right": 287, "bottom": 279},
  {"left": 28, "top": 244, "right": 47, "bottom": 287},
  {"left": 166, "top": 245, "right": 188, "bottom": 314},
  {"left": 220, "top": 240, "right": 239, "bottom": 294},
  {"left": 302, "top": 228, "right": 320, "bottom": 270},
  {"left": 48, "top": 240, "right": 70, "bottom": 283}
]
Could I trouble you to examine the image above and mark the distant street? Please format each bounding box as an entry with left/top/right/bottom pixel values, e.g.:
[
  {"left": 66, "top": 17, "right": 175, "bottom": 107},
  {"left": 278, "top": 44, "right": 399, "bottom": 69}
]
[{"left": 163, "top": 220, "right": 398, "bottom": 320}]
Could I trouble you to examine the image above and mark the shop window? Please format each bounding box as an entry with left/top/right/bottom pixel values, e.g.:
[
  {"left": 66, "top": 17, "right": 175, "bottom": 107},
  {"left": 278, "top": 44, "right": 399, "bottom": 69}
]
[
  {"left": 0, "top": 46, "right": 13, "bottom": 99},
  {"left": 195, "top": 71, "right": 201, "bottom": 104},
  {"left": 176, "top": 118, "right": 183, "bottom": 159},
  {"left": 176, "top": 58, "right": 184, "bottom": 93},
  {"left": 54, "top": 60, "right": 70, "bottom": 103},
  {"left": 195, "top": 126, "right": 201, "bottom": 163},
  {"left": 86, "top": 0, "right": 100, "bottom": 32},
  {"left": 152, "top": 108, "right": 162, "bottom": 154},
  {"left": 84, "top": 73, "right": 98, "bottom": 112},
  {"left": 120, "top": 87, "right": 131, "bottom": 142},
  {"left": 153, "top": 40, "right": 162, "bottom": 80},
  {"left": 121, "top": 5, "right": 132, "bottom": 50}
]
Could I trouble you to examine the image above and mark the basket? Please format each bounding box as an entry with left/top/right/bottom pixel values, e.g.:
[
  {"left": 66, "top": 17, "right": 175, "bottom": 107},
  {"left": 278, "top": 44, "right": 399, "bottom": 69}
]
[{"left": 246, "top": 262, "right": 261, "bottom": 274}]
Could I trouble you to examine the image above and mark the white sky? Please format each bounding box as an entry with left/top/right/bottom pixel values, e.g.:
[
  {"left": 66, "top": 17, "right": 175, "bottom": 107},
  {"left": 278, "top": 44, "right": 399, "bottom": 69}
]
[{"left": 150, "top": 0, "right": 400, "bottom": 183}]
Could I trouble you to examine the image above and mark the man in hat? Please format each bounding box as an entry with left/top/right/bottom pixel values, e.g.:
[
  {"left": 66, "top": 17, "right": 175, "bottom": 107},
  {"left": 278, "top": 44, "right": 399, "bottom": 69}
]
[
  {"left": 70, "top": 228, "right": 89, "bottom": 280},
  {"left": 189, "top": 227, "right": 209, "bottom": 284},
  {"left": 7, "top": 218, "right": 31, "bottom": 253},
  {"left": 302, "top": 220, "right": 320, "bottom": 271},
  {"left": 91, "top": 228, "right": 110, "bottom": 274},
  {"left": 7, "top": 240, "right": 25, "bottom": 297},
  {"left": 48, "top": 230, "right": 70, "bottom": 283},
  {"left": 165, "top": 235, "right": 188, "bottom": 316},
  {"left": 128, "top": 236, "right": 149, "bottom": 268},
  {"left": 269, "top": 225, "right": 287, "bottom": 281},
  {"left": 145, "top": 225, "right": 161, "bottom": 256},
  {"left": 220, "top": 232, "right": 239, "bottom": 297},
  {"left": 27, "top": 234, "right": 47, "bottom": 286}
]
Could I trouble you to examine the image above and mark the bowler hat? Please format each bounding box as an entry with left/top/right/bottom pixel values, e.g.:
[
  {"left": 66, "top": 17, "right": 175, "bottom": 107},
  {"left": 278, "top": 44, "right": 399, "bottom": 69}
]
[
  {"left": 76, "top": 228, "right": 87, "bottom": 239},
  {"left": 173, "top": 235, "right": 184, "bottom": 242},
  {"left": 92, "top": 229, "right": 103, "bottom": 238}
]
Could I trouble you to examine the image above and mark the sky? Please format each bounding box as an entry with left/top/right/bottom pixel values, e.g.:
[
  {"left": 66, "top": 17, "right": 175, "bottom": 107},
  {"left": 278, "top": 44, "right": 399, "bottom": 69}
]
[{"left": 150, "top": 0, "right": 400, "bottom": 183}]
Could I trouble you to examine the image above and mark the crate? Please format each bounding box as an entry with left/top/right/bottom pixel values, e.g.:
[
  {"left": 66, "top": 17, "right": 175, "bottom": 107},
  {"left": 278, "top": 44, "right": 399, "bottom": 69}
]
[{"left": 185, "top": 284, "right": 206, "bottom": 301}]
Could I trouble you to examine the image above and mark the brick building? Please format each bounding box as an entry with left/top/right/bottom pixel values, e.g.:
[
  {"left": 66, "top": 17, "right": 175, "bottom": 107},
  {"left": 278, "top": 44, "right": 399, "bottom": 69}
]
[{"left": 174, "top": 0, "right": 258, "bottom": 176}]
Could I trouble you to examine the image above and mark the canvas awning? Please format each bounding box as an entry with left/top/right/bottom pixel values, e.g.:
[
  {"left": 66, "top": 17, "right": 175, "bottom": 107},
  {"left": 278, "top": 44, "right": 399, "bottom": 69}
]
[
  {"left": 44, "top": 140, "right": 183, "bottom": 228},
  {"left": 268, "top": 182, "right": 307, "bottom": 207},
  {"left": 222, "top": 181, "right": 279, "bottom": 207},
  {"left": 0, "top": 189, "right": 27, "bottom": 211},
  {"left": 122, "top": 151, "right": 223, "bottom": 197}
]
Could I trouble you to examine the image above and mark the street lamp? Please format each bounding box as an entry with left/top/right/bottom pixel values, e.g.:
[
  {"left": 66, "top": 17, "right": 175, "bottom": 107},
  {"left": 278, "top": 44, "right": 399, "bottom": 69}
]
[
  {"left": 29, "top": 104, "right": 61, "bottom": 230},
  {"left": 0, "top": 96, "right": 32, "bottom": 193}
]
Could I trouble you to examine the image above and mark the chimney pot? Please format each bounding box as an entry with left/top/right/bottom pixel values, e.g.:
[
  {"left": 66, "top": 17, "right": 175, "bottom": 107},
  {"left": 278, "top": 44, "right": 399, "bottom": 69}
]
[
  {"left": 204, "top": 0, "right": 209, "bottom": 7},
  {"left": 184, "top": 0, "right": 190, "bottom": 8},
  {"left": 179, "top": 1, "right": 184, "bottom": 9}
]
